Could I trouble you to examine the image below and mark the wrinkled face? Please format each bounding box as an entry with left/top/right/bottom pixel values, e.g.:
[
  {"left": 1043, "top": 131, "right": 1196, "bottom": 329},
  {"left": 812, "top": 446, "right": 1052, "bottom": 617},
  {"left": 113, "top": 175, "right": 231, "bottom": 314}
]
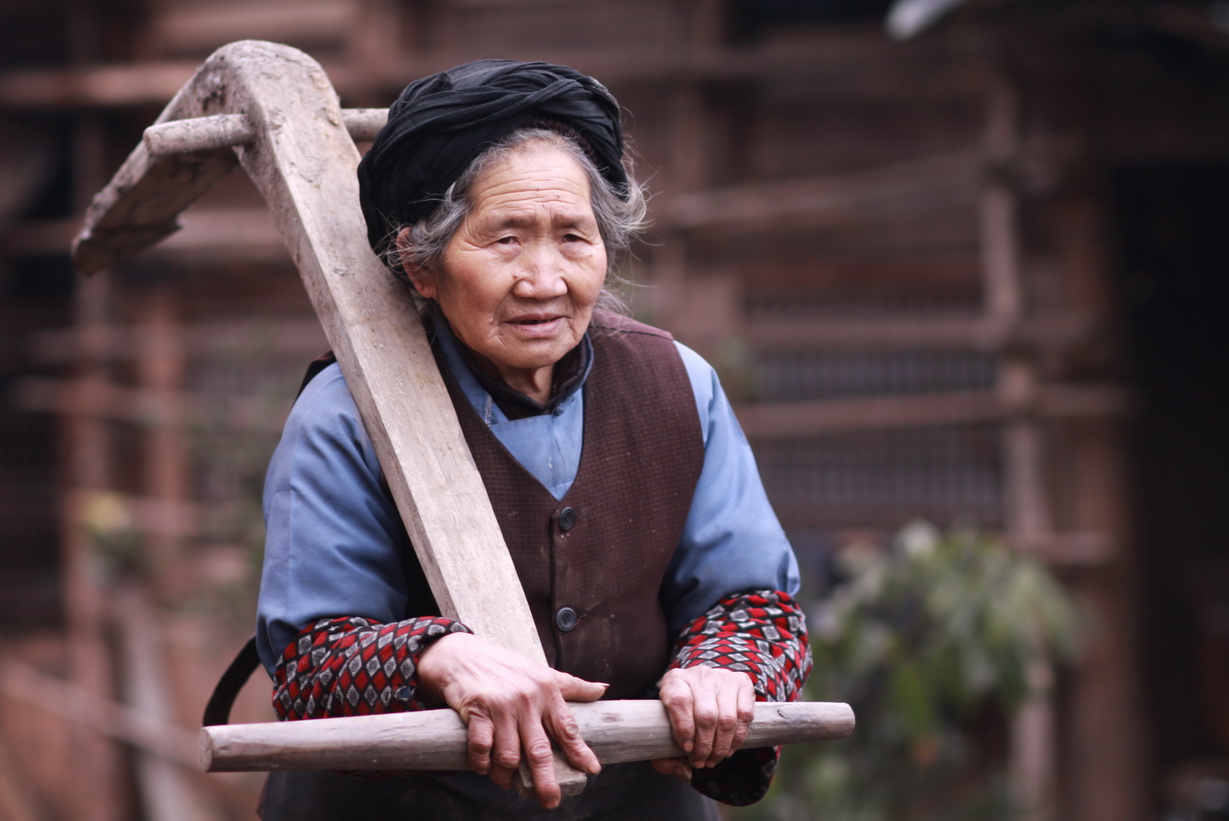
[{"left": 405, "top": 141, "right": 607, "bottom": 399}]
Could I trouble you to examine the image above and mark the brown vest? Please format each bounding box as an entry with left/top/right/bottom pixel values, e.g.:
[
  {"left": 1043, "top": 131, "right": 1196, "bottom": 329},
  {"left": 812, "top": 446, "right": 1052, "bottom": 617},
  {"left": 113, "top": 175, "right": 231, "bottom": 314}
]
[{"left": 436, "top": 311, "right": 705, "bottom": 699}]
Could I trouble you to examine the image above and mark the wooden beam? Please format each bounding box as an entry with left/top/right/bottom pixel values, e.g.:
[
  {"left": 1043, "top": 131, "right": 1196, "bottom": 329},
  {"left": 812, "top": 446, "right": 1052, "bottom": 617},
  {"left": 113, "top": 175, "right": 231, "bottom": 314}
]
[
  {"left": 13, "top": 377, "right": 287, "bottom": 432},
  {"left": 0, "top": 661, "right": 199, "bottom": 770},
  {"left": 27, "top": 317, "right": 325, "bottom": 364},
  {"left": 735, "top": 384, "right": 1130, "bottom": 437},
  {"left": 70, "top": 40, "right": 584, "bottom": 794},
  {"left": 115, "top": 587, "right": 208, "bottom": 821},
  {"left": 0, "top": 32, "right": 982, "bottom": 112},
  {"left": 744, "top": 314, "right": 1098, "bottom": 353},
  {"left": 661, "top": 150, "right": 982, "bottom": 231},
  {"left": 200, "top": 700, "right": 856, "bottom": 773}
]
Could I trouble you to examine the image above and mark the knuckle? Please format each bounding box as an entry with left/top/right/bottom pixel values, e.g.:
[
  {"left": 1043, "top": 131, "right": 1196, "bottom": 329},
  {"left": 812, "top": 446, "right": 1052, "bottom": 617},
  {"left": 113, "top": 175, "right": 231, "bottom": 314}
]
[
  {"left": 693, "top": 707, "right": 717, "bottom": 730},
  {"left": 555, "top": 718, "right": 581, "bottom": 742},
  {"left": 524, "top": 738, "right": 554, "bottom": 763}
]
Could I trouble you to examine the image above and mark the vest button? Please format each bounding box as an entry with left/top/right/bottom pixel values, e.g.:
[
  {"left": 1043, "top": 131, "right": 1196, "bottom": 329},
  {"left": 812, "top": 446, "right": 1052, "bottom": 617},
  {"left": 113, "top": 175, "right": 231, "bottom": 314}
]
[
  {"left": 558, "top": 507, "right": 578, "bottom": 533},
  {"left": 555, "top": 606, "right": 579, "bottom": 632}
]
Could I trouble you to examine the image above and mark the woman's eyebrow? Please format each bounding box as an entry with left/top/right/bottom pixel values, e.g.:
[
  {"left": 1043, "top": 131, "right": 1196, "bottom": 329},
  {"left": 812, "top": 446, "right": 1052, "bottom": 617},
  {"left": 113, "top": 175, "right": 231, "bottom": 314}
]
[{"left": 481, "top": 209, "right": 595, "bottom": 231}]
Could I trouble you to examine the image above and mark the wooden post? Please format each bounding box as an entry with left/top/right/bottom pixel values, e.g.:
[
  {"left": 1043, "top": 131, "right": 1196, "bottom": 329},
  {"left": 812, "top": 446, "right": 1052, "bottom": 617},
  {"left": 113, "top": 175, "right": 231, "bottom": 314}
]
[{"left": 980, "top": 71, "right": 1057, "bottom": 821}]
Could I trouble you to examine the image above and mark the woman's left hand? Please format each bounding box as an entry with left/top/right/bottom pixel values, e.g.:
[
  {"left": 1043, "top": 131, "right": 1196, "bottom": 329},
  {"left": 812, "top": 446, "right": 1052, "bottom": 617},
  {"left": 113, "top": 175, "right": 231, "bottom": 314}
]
[{"left": 650, "top": 666, "right": 756, "bottom": 781}]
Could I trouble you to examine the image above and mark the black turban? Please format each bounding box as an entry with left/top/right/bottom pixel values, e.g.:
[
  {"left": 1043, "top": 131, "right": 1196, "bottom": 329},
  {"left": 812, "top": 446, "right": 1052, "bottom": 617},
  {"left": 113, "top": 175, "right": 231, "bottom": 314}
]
[{"left": 357, "top": 59, "right": 627, "bottom": 262}]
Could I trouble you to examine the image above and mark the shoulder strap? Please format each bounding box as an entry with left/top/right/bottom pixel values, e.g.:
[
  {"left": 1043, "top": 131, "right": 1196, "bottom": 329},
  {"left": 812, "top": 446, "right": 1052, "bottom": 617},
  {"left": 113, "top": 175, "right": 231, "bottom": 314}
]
[
  {"left": 202, "top": 634, "right": 262, "bottom": 726},
  {"left": 203, "top": 352, "right": 340, "bottom": 727},
  {"left": 297, "top": 350, "right": 338, "bottom": 397}
]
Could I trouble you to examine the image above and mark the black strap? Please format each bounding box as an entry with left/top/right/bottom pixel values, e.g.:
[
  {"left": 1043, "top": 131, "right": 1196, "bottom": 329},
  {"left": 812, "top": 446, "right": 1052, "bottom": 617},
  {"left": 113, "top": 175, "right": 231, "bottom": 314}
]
[
  {"left": 298, "top": 351, "right": 338, "bottom": 397},
  {"left": 203, "top": 354, "right": 338, "bottom": 728},
  {"left": 202, "top": 634, "right": 262, "bottom": 726}
]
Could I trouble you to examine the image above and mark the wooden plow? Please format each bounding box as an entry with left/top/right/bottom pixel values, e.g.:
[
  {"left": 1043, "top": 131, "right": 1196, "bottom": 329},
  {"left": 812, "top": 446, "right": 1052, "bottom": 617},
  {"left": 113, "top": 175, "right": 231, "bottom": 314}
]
[{"left": 72, "top": 40, "right": 853, "bottom": 795}]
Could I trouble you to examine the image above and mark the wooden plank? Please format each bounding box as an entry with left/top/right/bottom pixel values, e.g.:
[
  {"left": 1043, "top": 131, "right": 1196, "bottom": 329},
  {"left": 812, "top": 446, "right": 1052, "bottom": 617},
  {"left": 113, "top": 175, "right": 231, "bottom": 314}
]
[
  {"left": 115, "top": 587, "right": 208, "bottom": 821},
  {"left": 200, "top": 701, "right": 856, "bottom": 773},
  {"left": 661, "top": 150, "right": 982, "bottom": 231},
  {"left": 71, "top": 37, "right": 546, "bottom": 660},
  {"left": 0, "top": 727, "right": 47, "bottom": 821},
  {"left": 0, "top": 661, "right": 199, "bottom": 769},
  {"left": 70, "top": 40, "right": 581, "bottom": 793},
  {"left": 13, "top": 377, "right": 287, "bottom": 432},
  {"left": 734, "top": 384, "right": 1130, "bottom": 437},
  {"left": 744, "top": 314, "right": 1096, "bottom": 352},
  {"left": 61, "top": 272, "right": 124, "bottom": 821},
  {"left": 28, "top": 317, "right": 325, "bottom": 363}
]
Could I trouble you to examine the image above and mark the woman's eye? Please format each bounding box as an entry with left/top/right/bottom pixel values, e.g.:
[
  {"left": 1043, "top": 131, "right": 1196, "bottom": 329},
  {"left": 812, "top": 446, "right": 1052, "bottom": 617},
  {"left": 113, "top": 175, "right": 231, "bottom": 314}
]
[{"left": 495, "top": 236, "right": 517, "bottom": 245}]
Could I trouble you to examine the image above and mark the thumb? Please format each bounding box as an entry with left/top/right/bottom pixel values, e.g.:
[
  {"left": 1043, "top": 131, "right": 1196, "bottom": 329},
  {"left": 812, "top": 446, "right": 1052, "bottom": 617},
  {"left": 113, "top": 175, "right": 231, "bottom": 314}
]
[{"left": 554, "top": 672, "right": 609, "bottom": 702}]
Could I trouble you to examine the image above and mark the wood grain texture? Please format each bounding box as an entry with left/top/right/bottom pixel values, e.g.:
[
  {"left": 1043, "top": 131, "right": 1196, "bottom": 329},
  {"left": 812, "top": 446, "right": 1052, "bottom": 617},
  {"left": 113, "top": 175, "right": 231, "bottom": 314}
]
[
  {"left": 201, "top": 700, "right": 856, "bottom": 772},
  {"left": 72, "top": 40, "right": 579, "bottom": 791}
]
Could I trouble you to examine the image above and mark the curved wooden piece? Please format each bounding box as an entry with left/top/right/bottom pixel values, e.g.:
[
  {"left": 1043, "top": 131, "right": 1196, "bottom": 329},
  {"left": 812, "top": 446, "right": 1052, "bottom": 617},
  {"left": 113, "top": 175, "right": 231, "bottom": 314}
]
[{"left": 72, "top": 40, "right": 578, "bottom": 793}]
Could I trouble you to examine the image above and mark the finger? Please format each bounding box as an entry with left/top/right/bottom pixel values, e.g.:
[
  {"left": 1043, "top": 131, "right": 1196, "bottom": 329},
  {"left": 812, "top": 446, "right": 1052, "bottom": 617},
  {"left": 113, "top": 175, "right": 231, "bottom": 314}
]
[
  {"left": 705, "top": 697, "right": 741, "bottom": 767},
  {"left": 730, "top": 682, "right": 756, "bottom": 752},
  {"left": 650, "top": 756, "right": 693, "bottom": 783},
  {"left": 555, "top": 671, "right": 609, "bottom": 704},
  {"left": 487, "top": 710, "right": 523, "bottom": 790},
  {"left": 690, "top": 692, "right": 719, "bottom": 767},
  {"left": 658, "top": 673, "right": 697, "bottom": 755},
  {"left": 520, "top": 718, "right": 562, "bottom": 809},
  {"left": 466, "top": 713, "right": 494, "bottom": 776},
  {"left": 543, "top": 698, "right": 601, "bottom": 776}
]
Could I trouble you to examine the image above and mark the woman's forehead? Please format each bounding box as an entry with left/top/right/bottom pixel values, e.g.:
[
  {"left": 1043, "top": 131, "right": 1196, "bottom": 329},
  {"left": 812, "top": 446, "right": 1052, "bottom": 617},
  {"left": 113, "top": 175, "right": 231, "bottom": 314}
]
[{"left": 467, "top": 144, "right": 594, "bottom": 223}]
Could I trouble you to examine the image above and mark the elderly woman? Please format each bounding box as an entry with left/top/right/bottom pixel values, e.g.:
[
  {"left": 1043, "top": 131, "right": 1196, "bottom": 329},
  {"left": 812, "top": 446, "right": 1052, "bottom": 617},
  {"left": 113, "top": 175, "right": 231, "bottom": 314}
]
[{"left": 255, "top": 60, "right": 810, "bottom": 820}]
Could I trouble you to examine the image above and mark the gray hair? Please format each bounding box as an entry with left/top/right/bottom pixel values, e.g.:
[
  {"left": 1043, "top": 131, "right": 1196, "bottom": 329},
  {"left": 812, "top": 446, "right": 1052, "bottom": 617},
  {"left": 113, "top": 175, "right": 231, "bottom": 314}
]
[{"left": 388, "top": 127, "right": 647, "bottom": 313}]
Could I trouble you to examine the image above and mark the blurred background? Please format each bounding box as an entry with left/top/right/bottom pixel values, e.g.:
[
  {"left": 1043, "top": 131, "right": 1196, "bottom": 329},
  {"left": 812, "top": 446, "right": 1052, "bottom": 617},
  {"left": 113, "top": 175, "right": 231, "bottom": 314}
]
[{"left": 1, "top": 0, "right": 1228, "bottom": 819}]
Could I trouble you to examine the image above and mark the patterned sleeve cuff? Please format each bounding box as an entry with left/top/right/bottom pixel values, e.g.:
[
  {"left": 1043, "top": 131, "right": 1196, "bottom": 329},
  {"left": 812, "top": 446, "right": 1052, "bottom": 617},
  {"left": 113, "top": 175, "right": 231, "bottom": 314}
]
[
  {"left": 669, "top": 590, "right": 812, "bottom": 806},
  {"left": 273, "top": 615, "right": 473, "bottom": 721}
]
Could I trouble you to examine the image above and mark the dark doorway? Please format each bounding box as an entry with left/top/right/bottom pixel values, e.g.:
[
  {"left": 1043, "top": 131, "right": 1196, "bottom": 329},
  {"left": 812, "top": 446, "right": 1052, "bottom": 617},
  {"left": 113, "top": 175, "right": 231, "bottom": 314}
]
[{"left": 1110, "top": 162, "right": 1229, "bottom": 815}]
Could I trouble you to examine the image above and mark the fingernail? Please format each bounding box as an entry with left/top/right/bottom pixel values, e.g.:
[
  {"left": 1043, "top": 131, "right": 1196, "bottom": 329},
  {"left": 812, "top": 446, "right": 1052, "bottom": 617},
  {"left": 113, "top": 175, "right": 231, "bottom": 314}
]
[{"left": 674, "top": 765, "right": 692, "bottom": 782}]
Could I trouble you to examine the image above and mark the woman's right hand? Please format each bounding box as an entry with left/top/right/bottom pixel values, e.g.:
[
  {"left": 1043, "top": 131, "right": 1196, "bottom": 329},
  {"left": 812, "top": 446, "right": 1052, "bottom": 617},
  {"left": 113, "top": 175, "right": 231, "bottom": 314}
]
[{"left": 415, "top": 632, "right": 607, "bottom": 809}]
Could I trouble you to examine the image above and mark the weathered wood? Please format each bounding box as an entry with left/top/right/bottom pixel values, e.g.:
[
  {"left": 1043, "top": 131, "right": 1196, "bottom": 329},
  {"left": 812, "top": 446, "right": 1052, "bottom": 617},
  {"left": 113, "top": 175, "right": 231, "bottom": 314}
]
[
  {"left": 71, "top": 39, "right": 581, "bottom": 793},
  {"left": 201, "top": 701, "right": 856, "bottom": 773},
  {"left": 0, "top": 661, "right": 199, "bottom": 769},
  {"left": 141, "top": 108, "right": 388, "bottom": 157},
  {"left": 115, "top": 587, "right": 207, "bottom": 821},
  {"left": 744, "top": 315, "right": 1096, "bottom": 353},
  {"left": 662, "top": 150, "right": 982, "bottom": 231},
  {"left": 143, "top": 114, "right": 254, "bottom": 157},
  {"left": 733, "top": 384, "right": 1129, "bottom": 437}
]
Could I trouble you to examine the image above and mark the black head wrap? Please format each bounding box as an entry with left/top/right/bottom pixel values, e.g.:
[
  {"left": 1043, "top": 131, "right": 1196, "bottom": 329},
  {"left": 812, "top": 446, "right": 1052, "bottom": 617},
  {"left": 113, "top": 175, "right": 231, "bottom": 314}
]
[{"left": 357, "top": 59, "right": 627, "bottom": 263}]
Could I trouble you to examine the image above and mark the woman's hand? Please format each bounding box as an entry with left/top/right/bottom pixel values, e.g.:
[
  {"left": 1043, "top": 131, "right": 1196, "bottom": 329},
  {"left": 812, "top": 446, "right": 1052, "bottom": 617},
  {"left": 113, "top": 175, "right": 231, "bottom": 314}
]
[
  {"left": 415, "top": 632, "right": 607, "bottom": 808},
  {"left": 650, "top": 666, "right": 756, "bottom": 782}
]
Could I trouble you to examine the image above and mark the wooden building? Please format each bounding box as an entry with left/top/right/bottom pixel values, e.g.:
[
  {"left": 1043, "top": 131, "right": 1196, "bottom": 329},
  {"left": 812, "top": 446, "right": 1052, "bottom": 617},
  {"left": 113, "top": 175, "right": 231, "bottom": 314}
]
[{"left": 2, "top": 1, "right": 1228, "bottom": 819}]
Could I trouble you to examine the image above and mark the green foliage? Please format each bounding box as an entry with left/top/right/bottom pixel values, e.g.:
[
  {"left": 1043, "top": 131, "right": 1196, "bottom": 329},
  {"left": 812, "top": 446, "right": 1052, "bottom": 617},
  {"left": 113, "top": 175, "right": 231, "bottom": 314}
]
[{"left": 743, "top": 522, "right": 1081, "bottom": 821}]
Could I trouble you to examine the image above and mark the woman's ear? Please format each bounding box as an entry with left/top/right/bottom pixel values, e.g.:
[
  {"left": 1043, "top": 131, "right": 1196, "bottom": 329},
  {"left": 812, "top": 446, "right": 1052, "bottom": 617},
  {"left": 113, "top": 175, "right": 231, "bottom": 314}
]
[{"left": 395, "top": 226, "right": 438, "bottom": 299}]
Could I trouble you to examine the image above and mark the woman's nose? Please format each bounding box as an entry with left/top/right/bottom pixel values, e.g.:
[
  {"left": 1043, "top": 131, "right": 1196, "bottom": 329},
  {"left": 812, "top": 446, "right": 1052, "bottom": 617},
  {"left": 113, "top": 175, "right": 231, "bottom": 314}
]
[{"left": 513, "top": 245, "right": 567, "bottom": 298}]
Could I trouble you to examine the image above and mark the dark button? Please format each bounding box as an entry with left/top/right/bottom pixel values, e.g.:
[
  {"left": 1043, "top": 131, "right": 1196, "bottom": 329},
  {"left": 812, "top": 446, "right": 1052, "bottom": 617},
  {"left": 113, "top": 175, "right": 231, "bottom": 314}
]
[
  {"left": 395, "top": 686, "right": 413, "bottom": 702},
  {"left": 558, "top": 507, "right": 578, "bottom": 533},
  {"left": 555, "top": 606, "right": 579, "bottom": 632}
]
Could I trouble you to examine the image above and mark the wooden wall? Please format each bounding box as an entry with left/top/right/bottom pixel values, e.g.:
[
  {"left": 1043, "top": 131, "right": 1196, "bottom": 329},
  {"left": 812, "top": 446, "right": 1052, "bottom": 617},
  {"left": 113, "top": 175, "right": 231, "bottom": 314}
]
[{"left": 3, "top": 1, "right": 1229, "bottom": 818}]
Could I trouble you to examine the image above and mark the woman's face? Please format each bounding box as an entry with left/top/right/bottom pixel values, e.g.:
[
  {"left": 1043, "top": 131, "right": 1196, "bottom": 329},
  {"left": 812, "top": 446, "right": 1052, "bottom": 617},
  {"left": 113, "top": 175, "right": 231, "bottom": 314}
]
[{"left": 405, "top": 141, "right": 607, "bottom": 401}]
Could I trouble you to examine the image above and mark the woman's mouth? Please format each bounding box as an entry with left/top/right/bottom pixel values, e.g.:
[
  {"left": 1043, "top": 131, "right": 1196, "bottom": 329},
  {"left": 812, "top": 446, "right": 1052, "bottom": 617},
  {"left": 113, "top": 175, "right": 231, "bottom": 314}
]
[{"left": 508, "top": 316, "right": 563, "bottom": 336}]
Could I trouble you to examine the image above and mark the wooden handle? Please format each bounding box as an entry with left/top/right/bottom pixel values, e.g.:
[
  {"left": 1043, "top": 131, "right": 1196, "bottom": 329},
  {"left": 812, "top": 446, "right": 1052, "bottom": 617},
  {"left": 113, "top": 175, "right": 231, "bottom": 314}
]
[{"left": 200, "top": 700, "right": 855, "bottom": 773}]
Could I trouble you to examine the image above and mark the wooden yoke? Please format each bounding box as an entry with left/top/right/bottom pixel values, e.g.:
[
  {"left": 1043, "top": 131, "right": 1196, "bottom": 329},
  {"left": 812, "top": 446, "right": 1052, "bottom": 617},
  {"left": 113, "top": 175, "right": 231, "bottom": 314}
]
[{"left": 72, "top": 40, "right": 587, "bottom": 795}]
